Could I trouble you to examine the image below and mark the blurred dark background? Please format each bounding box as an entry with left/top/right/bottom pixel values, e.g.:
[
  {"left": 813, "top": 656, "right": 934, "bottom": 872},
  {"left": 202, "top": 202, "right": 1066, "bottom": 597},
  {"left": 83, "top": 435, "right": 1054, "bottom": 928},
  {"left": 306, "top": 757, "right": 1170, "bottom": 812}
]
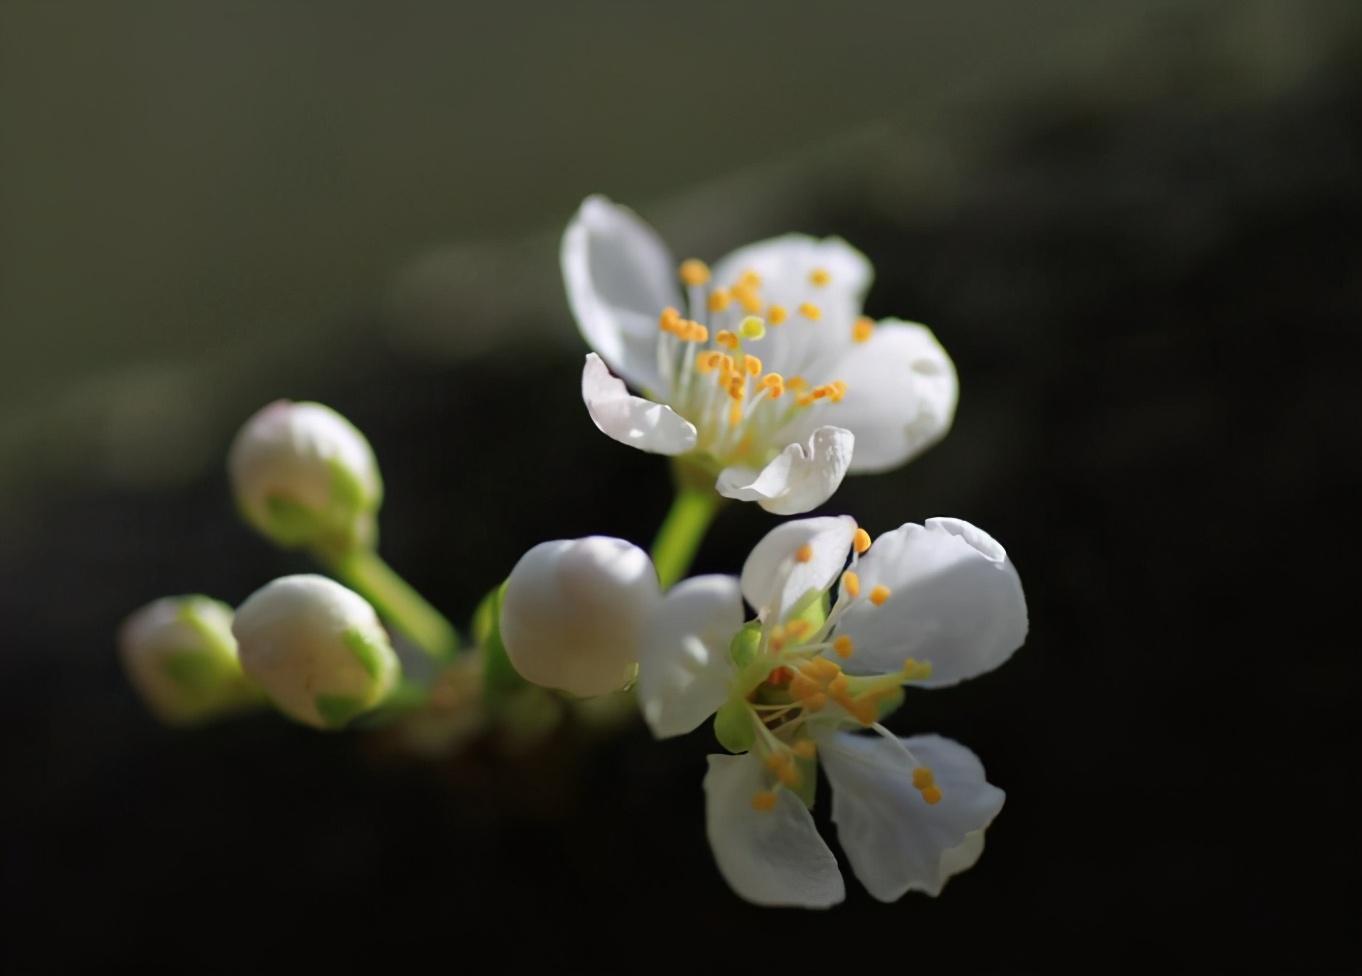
[{"left": 2, "top": 2, "right": 1359, "bottom": 971}]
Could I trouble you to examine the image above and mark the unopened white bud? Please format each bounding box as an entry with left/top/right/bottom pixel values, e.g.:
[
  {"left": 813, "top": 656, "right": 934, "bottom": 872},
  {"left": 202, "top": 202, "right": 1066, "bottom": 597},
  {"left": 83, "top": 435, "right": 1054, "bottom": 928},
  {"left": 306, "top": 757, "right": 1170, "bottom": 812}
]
[
  {"left": 500, "top": 537, "right": 659, "bottom": 697},
  {"left": 233, "top": 574, "right": 399, "bottom": 730},
  {"left": 119, "top": 596, "right": 255, "bottom": 725},
  {"left": 228, "top": 400, "right": 382, "bottom": 555}
]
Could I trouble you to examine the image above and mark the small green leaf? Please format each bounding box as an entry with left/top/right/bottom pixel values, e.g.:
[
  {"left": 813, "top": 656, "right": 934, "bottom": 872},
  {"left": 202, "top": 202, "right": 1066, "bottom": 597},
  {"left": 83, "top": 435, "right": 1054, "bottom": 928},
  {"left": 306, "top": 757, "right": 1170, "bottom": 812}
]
[
  {"left": 714, "top": 698, "right": 756, "bottom": 753},
  {"left": 343, "top": 627, "right": 387, "bottom": 681}
]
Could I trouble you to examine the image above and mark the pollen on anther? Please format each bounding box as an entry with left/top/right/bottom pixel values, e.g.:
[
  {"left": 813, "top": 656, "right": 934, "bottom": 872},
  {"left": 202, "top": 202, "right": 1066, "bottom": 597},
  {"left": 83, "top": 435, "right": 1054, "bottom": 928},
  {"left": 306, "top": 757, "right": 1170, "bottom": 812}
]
[
  {"left": 833, "top": 635, "right": 854, "bottom": 659},
  {"left": 809, "top": 267, "right": 831, "bottom": 287},
  {"left": 739, "top": 269, "right": 762, "bottom": 288},
  {"left": 734, "top": 286, "right": 763, "bottom": 314},
  {"left": 744, "top": 354, "right": 762, "bottom": 377},
  {"left": 708, "top": 288, "right": 733, "bottom": 313},
  {"left": 852, "top": 317, "right": 875, "bottom": 343},
  {"left": 792, "top": 740, "right": 817, "bottom": 760},
  {"left": 740, "top": 316, "right": 766, "bottom": 340},
  {"left": 799, "top": 302, "right": 822, "bottom": 321},
  {"left": 869, "top": 585, "right": 891, "bottom": 606},
  {"left": 751, "top": 790, "right": 779, "bottom": 813},
  {"left": 912, "top": 767, "right": 936, "bottom": 790},
  {"left": 921, "top": 786, "right": 943, "bottom": 805},
  {"left": 795, "top": 543, "right": 814, "bottom": 563},
  {"left": 679, "top": 259, "right": 711, "bottom": 286},
  {"left": 842, "top": 571, "right": 861, "bottom": 598},
  {"left": 715, "top": 330, "right": 740, "bottom": 350},
  {"left": 767, "top": 305, "right": 788, "bottom": 325},
  {"left": 853, "top": 528, "right": 872, "bottom": 554}
]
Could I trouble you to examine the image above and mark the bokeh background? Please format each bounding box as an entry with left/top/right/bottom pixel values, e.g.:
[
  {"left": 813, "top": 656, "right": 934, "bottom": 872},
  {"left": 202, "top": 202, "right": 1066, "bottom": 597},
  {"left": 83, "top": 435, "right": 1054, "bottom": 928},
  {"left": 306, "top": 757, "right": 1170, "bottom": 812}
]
[{"left": 2, "top": 1, "right": 1359, "bottom": 970}]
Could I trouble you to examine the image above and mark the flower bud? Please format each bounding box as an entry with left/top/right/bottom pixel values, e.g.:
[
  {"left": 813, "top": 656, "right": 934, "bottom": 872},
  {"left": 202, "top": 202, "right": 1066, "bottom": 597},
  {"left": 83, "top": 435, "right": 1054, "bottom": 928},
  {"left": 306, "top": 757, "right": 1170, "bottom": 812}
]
[
  {"left": 228, "top": 400, "right": 382, "bottom": 555},
  {"left": 119, "top": 596, "right": 255, "bottom": 725},
  {"left": 233, "top": 574, "right": 399, "bottom": 730},
  {"left": 500, "top": 537, "right": 659, "bottom": 697}
]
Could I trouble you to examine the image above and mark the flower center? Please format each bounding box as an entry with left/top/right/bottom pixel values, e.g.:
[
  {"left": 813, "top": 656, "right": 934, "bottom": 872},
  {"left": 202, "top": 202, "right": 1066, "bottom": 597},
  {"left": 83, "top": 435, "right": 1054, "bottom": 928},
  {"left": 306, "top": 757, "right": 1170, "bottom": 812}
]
[{"left": 655, "top": 260, "right": 859, "bottom": 468}]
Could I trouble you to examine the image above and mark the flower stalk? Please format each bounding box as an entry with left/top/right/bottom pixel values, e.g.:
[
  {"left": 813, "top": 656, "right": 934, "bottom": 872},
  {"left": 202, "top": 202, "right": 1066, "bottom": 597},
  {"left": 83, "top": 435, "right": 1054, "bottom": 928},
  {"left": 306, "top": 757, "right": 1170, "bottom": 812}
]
[
  {"left": 324, "top": 547, "right": 459, "bottom": 661},
  {"left": 650, "top": 469, "right": 724, "bottom": 589}
]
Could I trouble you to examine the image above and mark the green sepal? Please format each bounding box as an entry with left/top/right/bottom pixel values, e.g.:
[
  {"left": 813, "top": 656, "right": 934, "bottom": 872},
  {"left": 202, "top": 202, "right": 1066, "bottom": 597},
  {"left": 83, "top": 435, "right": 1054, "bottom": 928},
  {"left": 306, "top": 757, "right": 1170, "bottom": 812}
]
[
  {"left": 713, "top": 698, "right": 756, "bottom": 754},
  {"left": 728, "top": 620, "right": 762, "bottom": 669},
  {"left": 262, "top": 495, "right": 323, "bottom": 548},
  {"left": 343, "top": 627, "right": 388, "bottom": 681},
  {"left": 161, "top": 649, "right": 229, "bottom": 694},
  {"left": 473, "top": 582, "right": 525, "bottom": 706},
  {"left": 314, "top": 694, "right": 366, "bottom": 728}
]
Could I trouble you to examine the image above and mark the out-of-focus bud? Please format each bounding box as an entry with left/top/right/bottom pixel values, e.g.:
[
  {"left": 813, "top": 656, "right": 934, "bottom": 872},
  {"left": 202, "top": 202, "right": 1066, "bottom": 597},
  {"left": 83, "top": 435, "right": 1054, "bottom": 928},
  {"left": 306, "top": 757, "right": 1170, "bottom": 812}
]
[
  {"left": 228, "top": 400, "right": 382, "bottom": 555},
  {"left": 233, "top": 574, "right": 399, "bottom": 730},
  {"left": 500, "top": 537, "right": 659, "bottom": 697},
  {"left": 119, "top": 596, "right": 256, "bottom": 725}
]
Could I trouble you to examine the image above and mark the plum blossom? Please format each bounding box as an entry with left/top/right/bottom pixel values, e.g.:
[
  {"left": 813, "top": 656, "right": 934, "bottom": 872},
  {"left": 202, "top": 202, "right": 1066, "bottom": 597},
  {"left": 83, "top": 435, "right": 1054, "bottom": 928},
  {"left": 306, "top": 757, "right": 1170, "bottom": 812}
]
[
  {"left": 636, "top": 515, "right": 1027, "bottom": 906},
  {"left": 563, "top": 196, "right": 957, "bottom": 514}
]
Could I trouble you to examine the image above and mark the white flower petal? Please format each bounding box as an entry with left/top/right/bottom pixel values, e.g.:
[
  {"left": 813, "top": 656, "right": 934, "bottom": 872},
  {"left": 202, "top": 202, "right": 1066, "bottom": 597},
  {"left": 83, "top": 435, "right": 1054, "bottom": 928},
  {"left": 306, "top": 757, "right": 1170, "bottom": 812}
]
[
  {"left": 711, "top": 235, "right": 872, "bottom": 380},
  {"left": 500, "top": 536, "right": 660, "bottom": 698},
  {"left": 561, "top": 195, "right": 681, "bottom": 393},
  {"left": 715, "top": 426, "right": 854, "bottom": 515},
  {"left": 817, "top": 731, "right": 1005, "bottom": 900},
  {"left": 637, "top": 575, "right": 744, "bottom": 739},
  {"left": 835, "top": 518, "right": 1027, "bottom": 685},
  {"left": 740, "top": 516, "right": 857, "bottom": 618},
  {"left": 582, "top": 353, "right": 697, "bottom": 456},
  {"left": 782, "top": 321, "right": 957, "bottom": 473},
  {"left": 704, "top": 752, "right": 845, "bottom": 909}
]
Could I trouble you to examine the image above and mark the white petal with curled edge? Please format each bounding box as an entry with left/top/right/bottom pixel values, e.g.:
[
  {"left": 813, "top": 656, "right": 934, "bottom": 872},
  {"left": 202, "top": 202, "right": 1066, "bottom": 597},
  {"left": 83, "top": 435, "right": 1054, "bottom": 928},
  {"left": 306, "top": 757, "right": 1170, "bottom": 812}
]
[
  {"left": 715, "top": 426, "right": 854, "bottom": 515},
  {"left": 561, "top": 196, "right": 681, "bottom": 393},
  {"left": 637, "top": 575, "right": 744, "bottom": 739},
  {"left": 740, "top": 516, "right": 856, "bottom": 618},
  {"left": 835, "top": 517, "right": 1027, "bottom": 685},
  {"left": 582, "top": 354, "right": 697, "bottom": 456},
  {"left": 704, "top": 752, "right": 845, "bottom": 909},
  {"left": 782, "top": 321, "right": 957, "bottom": 474},
  {"left": 817, "top": 731, "right": 1005, "bottom": 900}
]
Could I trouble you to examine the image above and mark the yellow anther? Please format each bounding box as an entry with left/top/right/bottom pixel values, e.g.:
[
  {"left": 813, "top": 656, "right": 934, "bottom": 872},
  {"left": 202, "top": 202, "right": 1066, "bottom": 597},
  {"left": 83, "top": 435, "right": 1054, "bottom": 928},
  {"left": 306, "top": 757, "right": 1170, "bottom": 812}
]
[
  {"left": 785, "top": 619, "right": 810, "bottom": 640},
  {"left": 794, "top": 543, "right": 814, "bottom": 563},
  {"left": 903, "top": 658, "right": 933, "bottom": 681},
  {"left": 685, "top": 322, "right": 709, "bottom": 343},
  {"left": 803, "top": 656, "right": 841, "bottom": 681},
  {"left": 765, "top": 753, "right": 801, "bottom": 788},
  {"left": 842, "top": 571, "right": 861, "bottom": 598},
  {"left": 659, "top": 307, "right": 682, "bottom": 334},
  {"left": 734, "top": 285, "right": 764, "bottom": 314},
  {"left": 696, "top": 351, "right": 720, "bottom": 374},
  {"left": 708, "top": 288, "right": 733, "bottom": 312},
  {"left": 912, "top": 767, "right": 936, "bottom": 790},
  {"left": 763, "top": 377, "right": 784, "bottom": 399},
  {"left": 739, "top": 269, "right": 762, "bottom": 288},
  {"left": 787, "top": 375, "right": 809, "bottom": 391},
  {"left": 792, "top": 739, "right": 817, "bottom": 760},
  {"left": 853, "top": 528, "right": 872, "bottom": 554},
  {"left": 853, "top": 317, "right": 875, "bottom": 343},
  {"left": 921, "top": 786, "right": 943, "bottom": 805},
  {"left": 767, "top": 305, "right": 789, "bottom": 325},
  {"left": 829, "top": 379, "right": 848, "bottom": 402},
  {"left": 728, "top": 403, "right": 744, "bottom": 427},
  {"left": 715, "top": 330, "right": 740, "bottom": 350},
  {"left": 751, "top": 790, "right": 779, "bottom": 813},
  {"left": 679, "top": 258, "right": 711, "bottom": 286},
  {"left": 809, "top": 267, "right": 831, "bottom": 287},
  {"left": 799, "top": 302, "right": 822, "bottom": 321},
  {"left": 744, "top": 354, "right": 762, "bottom": 376},
  {"left": 728, "top": 376, "right": 746, "bottom": 400},
  {"left": 833, "top": 635, "right": 854, "bottom": 659},
  {"left": 740, "top": 316, "right": 766, "bottom": 340},
  {"left": 869, "top": 585, "right": 891, "bottom": 607}
]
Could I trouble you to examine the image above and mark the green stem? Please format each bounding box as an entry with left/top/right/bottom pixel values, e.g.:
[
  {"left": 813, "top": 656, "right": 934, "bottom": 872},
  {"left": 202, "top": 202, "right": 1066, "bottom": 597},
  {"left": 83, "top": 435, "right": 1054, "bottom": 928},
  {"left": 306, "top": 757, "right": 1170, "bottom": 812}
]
[
  {"left": 325, "top": 548, "right": 459, "bottom": 660},
  {"left": 650, "top": 484, "right": 722, "bottom": 589}
]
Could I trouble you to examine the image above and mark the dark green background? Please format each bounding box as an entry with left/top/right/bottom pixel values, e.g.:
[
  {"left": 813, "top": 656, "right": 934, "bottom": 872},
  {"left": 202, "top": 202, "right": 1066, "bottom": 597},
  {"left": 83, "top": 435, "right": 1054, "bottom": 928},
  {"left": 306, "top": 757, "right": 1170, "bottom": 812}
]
[{"left": 2, "top": 2, "right": 1358, "bottom": 970}]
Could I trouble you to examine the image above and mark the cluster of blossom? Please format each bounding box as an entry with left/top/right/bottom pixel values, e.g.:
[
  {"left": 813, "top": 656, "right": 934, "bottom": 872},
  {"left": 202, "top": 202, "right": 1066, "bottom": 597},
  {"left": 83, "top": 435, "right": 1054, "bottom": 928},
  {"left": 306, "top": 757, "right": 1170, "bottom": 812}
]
[{"left": 120, "top": 196, "right": 1028, "bottom": 909}]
